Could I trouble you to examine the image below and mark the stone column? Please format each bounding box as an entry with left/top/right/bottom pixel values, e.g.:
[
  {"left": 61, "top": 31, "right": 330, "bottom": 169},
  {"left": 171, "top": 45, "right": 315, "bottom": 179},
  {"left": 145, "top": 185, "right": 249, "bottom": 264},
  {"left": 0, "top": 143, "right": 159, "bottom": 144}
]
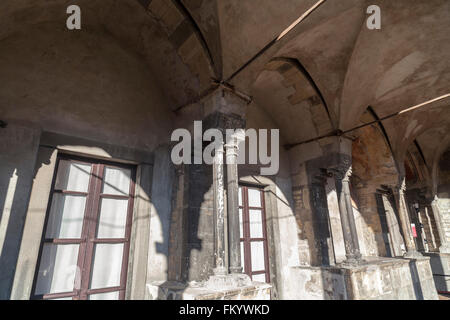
[
  {"left": 431, "top": 195, "right": 450, "bottom": 254},
  {"left": 333, "top": 165, "right": 361, "bottom": 263},
  {"left": 213, "top": 142, "right": 227, "bottom": 275},
  {"left": 225, "top": 135, "right": 242, "bottom": 274},
  {"left": 394, "top": 178, "right": 422, "bottom": 258}
]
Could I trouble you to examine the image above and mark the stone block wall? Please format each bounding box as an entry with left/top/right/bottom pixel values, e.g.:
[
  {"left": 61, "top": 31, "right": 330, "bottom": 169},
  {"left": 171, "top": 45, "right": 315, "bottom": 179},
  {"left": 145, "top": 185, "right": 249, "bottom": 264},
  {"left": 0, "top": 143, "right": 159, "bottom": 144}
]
[
  {"left": 418, "top": 206, "right": 440, "bottom": 252},
  {"left": 437, "top": 198, "right": 450, "bottom": 244},
  {"left": 183, "top": 163, "right": 216, "bottom": 282},
  {"left": 425, "top": 253, "right": 450, "bottom": 292},
  {"left": 288, "top": 257, "right": 438, "bottom": 300}
]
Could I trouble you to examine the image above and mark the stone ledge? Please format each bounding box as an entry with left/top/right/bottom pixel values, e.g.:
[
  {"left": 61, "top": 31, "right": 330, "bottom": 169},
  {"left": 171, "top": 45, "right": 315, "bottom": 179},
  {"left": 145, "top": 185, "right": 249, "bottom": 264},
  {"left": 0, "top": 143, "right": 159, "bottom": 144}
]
[
  {"left": 290, "top": 256, "right": 438, "bottom": 300},
  {"left": 147, "top": 280, "right": 272, "bottom": 300},
  {"left": 424, "top": 252, "right": 450, "bottom": 292}
]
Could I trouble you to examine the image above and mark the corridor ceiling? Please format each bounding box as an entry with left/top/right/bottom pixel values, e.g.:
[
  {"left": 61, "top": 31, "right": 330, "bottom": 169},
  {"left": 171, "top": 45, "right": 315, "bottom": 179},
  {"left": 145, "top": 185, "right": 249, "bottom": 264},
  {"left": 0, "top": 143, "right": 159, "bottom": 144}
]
[{"left": 1, "top": 0, "right": 449, "bottom": 166}]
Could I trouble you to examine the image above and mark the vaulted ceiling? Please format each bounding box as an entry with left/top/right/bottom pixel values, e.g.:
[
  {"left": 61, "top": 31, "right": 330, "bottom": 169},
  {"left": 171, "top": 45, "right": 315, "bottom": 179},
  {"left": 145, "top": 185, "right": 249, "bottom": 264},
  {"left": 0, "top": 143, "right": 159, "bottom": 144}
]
[{"left": 1, "top": 0, "right": 448, "bottom": 163}]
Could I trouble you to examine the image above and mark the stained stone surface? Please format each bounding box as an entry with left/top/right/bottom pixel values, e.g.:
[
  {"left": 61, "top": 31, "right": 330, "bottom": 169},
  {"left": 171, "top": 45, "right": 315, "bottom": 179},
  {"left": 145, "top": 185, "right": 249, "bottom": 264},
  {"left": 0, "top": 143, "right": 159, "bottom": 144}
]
[
  {"left": 424, "top": 253, "right": 450, "bottom": 292},
  {"left": 288, "top": 257, "right": 438, "bottom": 300},
  {"left": 146, "top": 280, "right": 271, "bottom": 300}
]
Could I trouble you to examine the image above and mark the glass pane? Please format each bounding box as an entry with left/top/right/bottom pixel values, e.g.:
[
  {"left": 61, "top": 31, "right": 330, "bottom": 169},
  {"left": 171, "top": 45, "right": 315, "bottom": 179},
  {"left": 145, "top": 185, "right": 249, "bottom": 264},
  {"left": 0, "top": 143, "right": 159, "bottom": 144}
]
[
  {"left": 90, "top": 243, "right": 124, "bottom": 289},
  {"left": 250, "top": 241, "right": 265, "bottom": 272},
  {"left": 240, "top": 241, "right": 245, "bottom": 269},
  {"left": 96, "top": 198, "right": 128, "bottom": 238},
  {"left": 252, "top": 274, "right": 266, "bottom": 283},
  {"left": 239, "top": 208, "right": 243, "bottom": 238},
  {"left": 46, "top": 194, "right": 86, "bottom": 239},
  {"left": 89, "top": 291, "right": 119, "bottom": 300},
  {"left": 249, "top": 209, "right": 263, "bottom": 238},
  {"left": 55, "top": 160, "right": 91, "bottom": 192},
  {"left": 248, "top": 188, "right": 261, "bottom": 207},
  {"left": 238, "top": 187, "right": 242, "bottom": 206},
  {"left": 35, "top": 244, "right": 79, "bottom": 295},
  {"left": 102, "top": 167, "right": 131, "bottom": 196}
]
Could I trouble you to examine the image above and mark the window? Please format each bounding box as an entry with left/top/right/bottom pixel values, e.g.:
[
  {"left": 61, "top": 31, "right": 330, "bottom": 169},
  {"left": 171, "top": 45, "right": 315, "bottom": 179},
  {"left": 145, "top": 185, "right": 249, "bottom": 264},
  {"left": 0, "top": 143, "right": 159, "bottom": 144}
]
[
  {"left": 238, "top": 185, "right": 270, "bottom": 283},
  {"left": 32, "top": 154, "right": 136, "bottom": 300}
]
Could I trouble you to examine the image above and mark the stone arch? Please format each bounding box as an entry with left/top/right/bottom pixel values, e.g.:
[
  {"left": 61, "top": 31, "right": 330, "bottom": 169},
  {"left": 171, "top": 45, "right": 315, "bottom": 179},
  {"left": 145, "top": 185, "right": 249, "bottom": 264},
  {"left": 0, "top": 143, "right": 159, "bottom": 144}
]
[
  {"left": 349, "top": 108, "right": 403, "bottom": 257},
  {"left": 339, "top": 0, "right": 450, "bottom": 131},
  {"left": 250, "top": 58, "right": 335, "bottom": 147},
  {"left": 137, "top": 0, "right": 218, "bottom": 84}
]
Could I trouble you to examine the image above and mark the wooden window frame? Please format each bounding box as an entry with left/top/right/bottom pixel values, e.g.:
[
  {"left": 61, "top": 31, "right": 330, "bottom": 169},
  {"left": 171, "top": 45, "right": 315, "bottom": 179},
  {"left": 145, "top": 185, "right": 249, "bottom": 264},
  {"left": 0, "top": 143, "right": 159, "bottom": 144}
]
[
  {"left": 239, "top": 185, "right": 270, "bottom": 283},
  {"left": 31, "top": 154, "right": 136, "bottom": 300}
]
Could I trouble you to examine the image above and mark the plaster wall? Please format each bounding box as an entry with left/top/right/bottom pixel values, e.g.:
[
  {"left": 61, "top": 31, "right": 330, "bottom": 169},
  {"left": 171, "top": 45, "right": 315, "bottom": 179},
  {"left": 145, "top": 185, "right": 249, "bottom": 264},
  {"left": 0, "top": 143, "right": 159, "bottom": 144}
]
[
  {"left": 0, "top": 25, "right": 174, "bottom": 152},
  {"left": 0, "top": 23, "right": 176, "bottom": 300},
  {"left": 0, "top": 123, "right": 40, "bottom": 299}
]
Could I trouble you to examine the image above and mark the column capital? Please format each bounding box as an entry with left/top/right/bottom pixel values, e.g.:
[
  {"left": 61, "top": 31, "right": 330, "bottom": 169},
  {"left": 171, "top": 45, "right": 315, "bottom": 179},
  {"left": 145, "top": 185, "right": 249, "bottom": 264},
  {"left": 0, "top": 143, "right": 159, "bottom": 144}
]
[
  {"left": 330, "top": 165, "right": 352, "bottom": 182},
  {"left": 224, "top": 142, "right": 239, "bottom": 164},
  {"left": 313, "top": 168, "right": 332, "bottom": 185},
  {"left": 431, "top": 194, "right": 439, "bottom": 205},
  {"left": 204, "top": 111, "right": 246, "bottom": 131},
  {"left": 397, "top": 178, "right": 407, "bottom": 193},
  {"left": 214, "top": 142, "right": 225, "bottom": 165},
  {"left": 175, "top": 164, "right": 185, "bottom": 176}
]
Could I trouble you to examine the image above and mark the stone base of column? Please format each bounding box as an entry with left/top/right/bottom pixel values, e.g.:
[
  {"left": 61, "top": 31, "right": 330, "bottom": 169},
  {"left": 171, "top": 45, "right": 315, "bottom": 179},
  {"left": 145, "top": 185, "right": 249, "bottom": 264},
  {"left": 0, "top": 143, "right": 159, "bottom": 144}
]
[
  {"left": 146, "top": 278, "right": 271, "bottom": 300},
  {"left": 229, "top": 266, "right": 243, "bottom": 274},
  {"left": 404, "top": 249, "right": 423, "bottom": 259},
  {"left": 339, "top": 258, "right": 363, "bottom": 267},
  {"left": 338, "top": 253, "right": 363, "bottom": 266},
  {"left": 205, "top": 273, "right": 252, "bottom": 290},
  {"left": 439, "top": 244, "right": 450, "bottom": 254},
  {"left": 212, "top": 267, "right": 228, "bottom": 276}
]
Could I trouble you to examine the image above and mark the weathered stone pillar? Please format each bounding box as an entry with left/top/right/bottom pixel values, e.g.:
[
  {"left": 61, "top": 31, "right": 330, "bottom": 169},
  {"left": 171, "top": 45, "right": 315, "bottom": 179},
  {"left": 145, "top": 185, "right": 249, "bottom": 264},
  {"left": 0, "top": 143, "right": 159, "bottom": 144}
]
[
  {"left": 225, "top": 135, "right": 242, "bottom": 274},
  {"left": 167, "top": 165, "right": 186, "bottom": 281},
  {"left": 204, "top": 110, "right": 251, "bottom": 289},
  {"left": 312, "top": 170, "right": 336, "bottom": 266},
  {"left": 333, "top": 165, "right": 361, "bottom": 263},
  {"left": 213, "top": 142, "right": 227, "bottom": 275},
  {"left": 394, "top": 178, "right": 422, "bottom": 258},
  {"left": 431, "top": 195, "right": 450, "bottom": 254}
]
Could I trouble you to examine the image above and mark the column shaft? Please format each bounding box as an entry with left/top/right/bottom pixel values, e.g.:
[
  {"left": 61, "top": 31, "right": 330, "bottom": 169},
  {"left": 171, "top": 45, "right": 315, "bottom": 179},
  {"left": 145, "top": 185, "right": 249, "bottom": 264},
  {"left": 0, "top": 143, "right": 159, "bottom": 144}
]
[
  {"left": 395, "top": 179, "right": 421, "bottom": 257},
  {"left": 334, "top": 167, "right": 361, "bottom": 262},
  {"left": 342, "top": 176, "right": 361, "bottom": 259},
  {"left": 226, "top": 140, "right": 242, "bottom": 274},
  {"left": 213, "top": 145, "right": 227, "bottom": 275}
]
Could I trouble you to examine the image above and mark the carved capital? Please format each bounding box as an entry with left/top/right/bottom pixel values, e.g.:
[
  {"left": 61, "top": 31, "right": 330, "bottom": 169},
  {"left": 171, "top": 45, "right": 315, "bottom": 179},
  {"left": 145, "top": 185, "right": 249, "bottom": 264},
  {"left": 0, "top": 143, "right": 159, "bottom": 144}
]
[
  {"left": 175, "top": 164, "right": 185, "bottom": 176},
  {"left": 330, "top": 164, "right": 352, "bottom": 182},
  {"left": 397, "top": 178, "right": 406, "bottom": 193},
  {"left": 431, "top": 195, "right": 439, "bottom": 206},
  {"left": 204, "top": 112, "right": 246, "bottom": 131},
  {"left": 313, "top": 168, "right": 332, "bottom": 185},
  {"left": 225, "top": 142, "right": 239, "bottom": 161}
]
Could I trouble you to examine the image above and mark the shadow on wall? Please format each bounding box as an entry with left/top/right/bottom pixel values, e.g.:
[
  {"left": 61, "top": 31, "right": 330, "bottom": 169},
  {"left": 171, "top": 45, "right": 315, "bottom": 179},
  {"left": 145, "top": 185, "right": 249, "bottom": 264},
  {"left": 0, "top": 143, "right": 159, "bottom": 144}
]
[
  {"left": 0, "top": 125, "right": 41, "bottom": 299},
  {"left": 291, "top": 146, "right": 432, "bottom": 299},
  {"left": 0, "top": 125, "right": 177, "bottom": 300}
]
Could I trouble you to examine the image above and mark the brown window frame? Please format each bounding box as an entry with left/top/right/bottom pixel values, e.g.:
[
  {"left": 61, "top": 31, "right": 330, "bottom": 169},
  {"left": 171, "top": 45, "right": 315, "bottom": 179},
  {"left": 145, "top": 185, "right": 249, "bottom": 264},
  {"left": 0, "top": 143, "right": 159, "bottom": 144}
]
[
  {"left": 239, "top": 185, "right": 270, "bottom": 283},
  {"left": 31, "top": 154, "right": 136, "bottom": 300}
]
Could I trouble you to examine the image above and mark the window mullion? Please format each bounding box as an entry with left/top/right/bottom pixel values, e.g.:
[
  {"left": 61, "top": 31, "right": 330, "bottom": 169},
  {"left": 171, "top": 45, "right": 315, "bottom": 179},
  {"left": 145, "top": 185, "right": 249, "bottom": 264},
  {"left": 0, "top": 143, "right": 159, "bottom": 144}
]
[
  {"left": 243, "top": 187, "right": 252, "bottom": 276},
  {"left": 118, "top": 168, "right": 136, "bottom": 300},
  {"left": 261, "top": 188, "right": 270, "bottom": 283},
  {"left": 70, "top": 161, "right": 95, "bottom": 300},
  {"left": 79, "top": 163, "right": 104, "bottom": 299}
]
